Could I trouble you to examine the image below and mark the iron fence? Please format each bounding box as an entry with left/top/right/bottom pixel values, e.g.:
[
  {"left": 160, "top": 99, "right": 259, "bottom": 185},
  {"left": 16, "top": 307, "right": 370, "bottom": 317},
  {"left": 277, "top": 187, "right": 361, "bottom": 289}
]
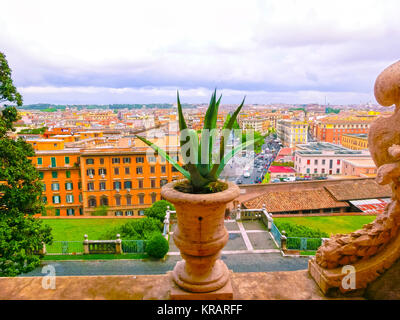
[
  {"left": 46, "top": 241, "right": 83, "bottom": 255},
  {"left": 121, "top": 240, "right": 148, "bottom": 253},
  {"left": 270, "top": 222, "right": 282, "bottom": 247}
]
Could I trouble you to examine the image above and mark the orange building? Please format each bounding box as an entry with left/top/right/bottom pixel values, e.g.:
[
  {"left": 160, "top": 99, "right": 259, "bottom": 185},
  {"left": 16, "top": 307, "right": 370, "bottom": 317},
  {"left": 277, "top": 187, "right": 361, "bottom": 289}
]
[
  {"left": 314, "top": 118, "right": 374, "bottom": 144},
  {"left": 31, "top": 137, "right": 183, "bottom": 217}
]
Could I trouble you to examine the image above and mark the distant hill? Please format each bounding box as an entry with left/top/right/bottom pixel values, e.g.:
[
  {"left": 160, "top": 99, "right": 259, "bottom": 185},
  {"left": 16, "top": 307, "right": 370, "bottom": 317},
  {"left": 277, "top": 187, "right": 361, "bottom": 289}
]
[{"left": 19, "top": 103, "right": 196, "bottom": 110}]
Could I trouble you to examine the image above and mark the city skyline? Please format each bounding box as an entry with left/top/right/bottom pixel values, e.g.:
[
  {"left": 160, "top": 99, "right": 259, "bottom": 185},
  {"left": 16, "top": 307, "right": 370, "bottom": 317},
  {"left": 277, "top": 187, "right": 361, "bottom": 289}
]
[{"left": 1, "top": 0, "right": 400, "bottom": 105}]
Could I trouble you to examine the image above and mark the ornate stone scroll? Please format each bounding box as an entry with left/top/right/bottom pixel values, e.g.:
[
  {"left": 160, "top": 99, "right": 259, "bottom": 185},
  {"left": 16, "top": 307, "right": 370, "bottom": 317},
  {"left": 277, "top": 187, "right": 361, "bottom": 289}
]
[{"left": 309, "top": 60, "right": 400, "bottom": 296}]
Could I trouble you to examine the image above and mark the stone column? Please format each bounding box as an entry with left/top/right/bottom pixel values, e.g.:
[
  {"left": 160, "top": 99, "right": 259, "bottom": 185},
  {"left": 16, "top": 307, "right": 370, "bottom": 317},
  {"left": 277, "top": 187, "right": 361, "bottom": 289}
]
[
  {"left": 281, "top": 231, "right": 287, "bottom": 251},
  {"left": 83, "top": 234, "right": 89, "bottom": 254},
  {"left": 115, "top": 234, "right": 122, "bottom": 254}
]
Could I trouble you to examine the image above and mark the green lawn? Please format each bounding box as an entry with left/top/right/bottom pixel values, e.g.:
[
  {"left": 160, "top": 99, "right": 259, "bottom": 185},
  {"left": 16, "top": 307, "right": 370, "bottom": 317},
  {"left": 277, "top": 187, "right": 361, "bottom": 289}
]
[
  {"left": 43, "top": 219, "right": 130, "bottom": 241},
  {"left": 273, "top": 215, "right": 376, "bottom": 236}
]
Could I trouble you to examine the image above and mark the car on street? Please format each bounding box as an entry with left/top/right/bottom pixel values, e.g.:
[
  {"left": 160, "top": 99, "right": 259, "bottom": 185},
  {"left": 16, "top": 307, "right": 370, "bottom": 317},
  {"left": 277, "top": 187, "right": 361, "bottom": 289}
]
[
  {"left": 243, "top": 171, "right": 250, "bottom": 178},
  {"left": 236, "top": 179, "right": 242, "bottom": 184}
]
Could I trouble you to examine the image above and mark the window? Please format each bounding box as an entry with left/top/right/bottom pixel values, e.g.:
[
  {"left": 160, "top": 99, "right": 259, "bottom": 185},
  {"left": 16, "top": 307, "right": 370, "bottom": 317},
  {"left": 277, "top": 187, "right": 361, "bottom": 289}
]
[
  {"left": 125, "top": 210, "right": 133, "bottom": 216},
  {"left": 150, "top": 166, "right": 155, "bottom": 174},
  {"left": 65, "top": 182, "right": 73, "bottom": 190},
  {"left": 148, "top": 156, "right": 156, "bottom": 163},
  {"left": 138, "top": 210, "right": 145, "bottom": 216},
  {"left": 99, "top": 182, "right": 106, "bottom": 190},
  {"left": 314, "top": 159, "right": 318, "bottom": 165},
  {"left": 306, "top": 168, "right": 310, "bottom": 174},
  {"left": 51, "top": 183, "right": 60, "bottom": 191},
  {"left": 88, "top": 197, "right": 96, "bottom": 207},
  {"left": 66, "top": 195, "right": 74, "bottom": 203},
  {"left": 115, "top": 211, "right": 123, "bottom": 216},
  {"left": 136, "top": 167, "right": 143, "bottom": 174},
  {"left": 115, "top": 196, "right": 121, "bottom": 206},
  {"left": 113, "top": 181, "right": 122, "bottom": 190},
  {"left": 322, "top": 168, "right": 325, "bottom": 174},
  {"left": 100, "top": 197, "right": 108, "bottom": 206},
  {"left": 161, "top": 165, "right": 166, "bottom": 173},
  {"left": 79, "top": 194, "right": 83, "bottom": 203},
  {"left": 78, "top": 182, "right": 82, "bottom": 190},
  {"left": 125, "top": 167, "right": 130, "bottom": 174},
  {"left": 99, "top": 168, "right": 106, "bottom": 175},
  {"left": 151, "top": 193, "right": 157, "bottom": 203},
  {"left": 123, "top": 157, "right": 131, "bottom": 164},
  {"left": 67, "top": 209, "right": 75, "bottom": 216},
  {"left": 39, "top": 172, "right": 44, "bottom": 179},
  {"left": 114, "top": 167, "right": 120, "bottom": 175},
  {"left": 52, "top": 171, "right": 58, "bottom": 179},
  {"left": 37, "top": 157, "right": 43, "bottom": 165},
  {"left": 160, "top": 179, "right": 168, "bottom": 187},
  {"left": 52, "top": 195, "right": 61, "bottom": 204},
  {"left": 79, "top": 208, "right": 83, "bottom": 215},
  {"left": 112, "top": 158, "right": 120, "bottom": 164},
  {"left": 329, "top": 159, "right": 333, "bottom": 169},
  {"left": 65, "top": 156, "right": 70, "bottom": 165},
  {"left": 87, "top": 168, "right": 95, "bottom": 176},
  {"left": 336, "top": 168, "right": 340, "bottom": 174},
  {"left": 100, "top": 158, "right": 104, "bottom": 164},
  {"left": 314, "top": 168, "right": 318, "bottom": 173},
  {"left": 66, "top": 171, "right": 71, "bottom": 178},
  {"left": 124, "top": 181, "right": 132, "bottom": 189},
  {"left": 151, "top": 179, "right": 156, "bottom": 188},
  {"left": 87, "top": 182, "right": 94, "bottom": 191},
  {"left": 307, "top": 160, "right": 310, "bottom": 165},
  {"left": 138, "top": 180, "right": 143, "bottom": 189},
  {"left": 126, "top": 195, "right": 132, "bottom": 205},
  {"left": 42, "top": 183, "right": 46, "bottom": 191},
  {"left": 138, "top": 194, "right": 145, "bottom": 205},
  {"left": 136, "top": 157, "right": 144, "bottom": 163},
  {"left": 51, "top": 157, "right": 56, "bottom": 167},
  {"left": 322, "top": 159, "right": 326, "bottom": 165},
  {"left": 86, "top": 158, "right": 94, "bottom": 165},
  {"left": 55, "top": 209, "right": 60, "bottom": 216},
  {"left": 42, "top": 196, "right": 47, "bottom": 204},
  {"left": 337, "top": 160, "right": 341, "bottom": 165}
]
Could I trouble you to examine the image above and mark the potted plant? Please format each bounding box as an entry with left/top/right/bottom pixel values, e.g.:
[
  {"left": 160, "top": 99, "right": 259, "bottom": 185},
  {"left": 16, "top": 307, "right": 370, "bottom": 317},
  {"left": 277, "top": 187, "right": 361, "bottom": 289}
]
[{"left": 136, "top": 90, "right": 263, "bottom": 293}]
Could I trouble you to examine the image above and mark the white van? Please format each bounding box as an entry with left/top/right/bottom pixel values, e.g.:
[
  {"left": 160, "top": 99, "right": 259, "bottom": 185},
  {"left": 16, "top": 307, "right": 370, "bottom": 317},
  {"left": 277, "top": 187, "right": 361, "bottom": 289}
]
[{"left": 243, "top": 171, "right": 250, "bottom": 178}]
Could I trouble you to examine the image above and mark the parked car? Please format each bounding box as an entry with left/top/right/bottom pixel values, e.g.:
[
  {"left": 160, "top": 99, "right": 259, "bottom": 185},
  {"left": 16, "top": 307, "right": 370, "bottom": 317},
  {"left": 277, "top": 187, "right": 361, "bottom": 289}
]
[
  {"left": 243, "top": 171, "right": 250, "bottom": 178},
  {"left": 236, "top": 179, "right": 242, "bottom": 184},
  {"left": 271, "top": 179, "right": 281, "bottom": 183}
]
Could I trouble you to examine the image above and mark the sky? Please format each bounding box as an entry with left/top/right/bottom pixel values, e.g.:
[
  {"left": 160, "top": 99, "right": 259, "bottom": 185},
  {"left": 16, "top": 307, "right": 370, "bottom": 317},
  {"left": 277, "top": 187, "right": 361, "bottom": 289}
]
[{"left": 1, "top": 0, "right": 399, "bottom": 105}]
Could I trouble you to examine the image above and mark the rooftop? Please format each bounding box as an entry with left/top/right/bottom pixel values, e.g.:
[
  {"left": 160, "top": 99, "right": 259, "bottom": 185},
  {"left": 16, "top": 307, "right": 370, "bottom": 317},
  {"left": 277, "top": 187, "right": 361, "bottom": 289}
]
[
  {"left": 295, "top": 142, "right": 366, "bottom": 155},
  {"left": 244, "top": 188, "right": 349, "bottom": 213}
]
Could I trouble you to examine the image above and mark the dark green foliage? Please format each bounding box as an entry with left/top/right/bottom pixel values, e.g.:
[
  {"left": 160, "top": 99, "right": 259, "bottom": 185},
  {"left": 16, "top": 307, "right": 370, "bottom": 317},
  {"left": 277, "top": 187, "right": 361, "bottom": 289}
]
[
  {"left": 271, "top": 161, "right": 294, "bottom": 167},
  {"left": 241, "top": 130, "right": 265, "bottom": 153},
  {"left": 18, "top": 127, "right": 48, "bottom": 134},
  {"left": 101, "top": 217, "right": 163, "bottom": 240},
  {"left": 91, "top": 205, "right": 108, "bottom": 216},
  {"left": 144, "top": 200, "right": 175, "bottom": 223},
  {"left": 325, "top": 107, "right": 341, "bottom": 114},
  {"left": 274, "top": 221, "right": 329, "bottom": 238},
  {"left": 0, "top": 52, "right": 53, "bottom": 276},
  {"left": 146, "top": 233, "right": 169, "bottom": 258}
]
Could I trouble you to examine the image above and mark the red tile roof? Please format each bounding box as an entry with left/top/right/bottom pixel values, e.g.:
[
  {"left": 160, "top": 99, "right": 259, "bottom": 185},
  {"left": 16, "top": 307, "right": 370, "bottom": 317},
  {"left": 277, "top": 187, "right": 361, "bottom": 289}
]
[{"left": 243, "top": 188, "right": 349, "bottom": 213}]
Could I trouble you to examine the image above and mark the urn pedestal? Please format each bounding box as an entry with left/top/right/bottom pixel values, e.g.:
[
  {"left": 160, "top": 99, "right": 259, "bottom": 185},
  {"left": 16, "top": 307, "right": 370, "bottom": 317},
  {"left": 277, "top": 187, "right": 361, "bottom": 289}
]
[{"left": 161, "top": 181, "right": 240, "bottom": 298}]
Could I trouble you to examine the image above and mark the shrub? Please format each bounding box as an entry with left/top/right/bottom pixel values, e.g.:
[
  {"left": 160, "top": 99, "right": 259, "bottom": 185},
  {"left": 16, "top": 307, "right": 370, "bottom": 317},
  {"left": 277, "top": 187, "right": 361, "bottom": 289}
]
[
  {"left": 144, "top": 200, "right": 175, "bottom": 223},
  {"left": 146, "top": 233, "right": 169, "bottom": 258},
  {"left": 274, "top": 221, "right": 329, "bottom": 238},
  {"left": 101, "top": 217, "right": 163, "bottom": 240},
  {"left": 91, "top": 205, "right": 108, "bottom": 216}
]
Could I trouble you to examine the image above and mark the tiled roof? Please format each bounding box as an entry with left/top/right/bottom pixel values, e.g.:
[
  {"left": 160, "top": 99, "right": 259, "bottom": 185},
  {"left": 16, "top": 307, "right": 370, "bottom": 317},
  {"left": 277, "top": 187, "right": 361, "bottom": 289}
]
[
  {"left": 324, "top": 180, "right": 391, "bottom": 201},
  {"left": 243, "top": 188, "right": 349, "bottom": 213}
]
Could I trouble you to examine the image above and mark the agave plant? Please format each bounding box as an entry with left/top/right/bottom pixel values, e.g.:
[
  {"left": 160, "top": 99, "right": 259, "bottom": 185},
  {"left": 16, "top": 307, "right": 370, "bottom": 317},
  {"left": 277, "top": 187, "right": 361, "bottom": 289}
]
[{"left": 136, "top": 90, "right": 264, "bottom": 192}]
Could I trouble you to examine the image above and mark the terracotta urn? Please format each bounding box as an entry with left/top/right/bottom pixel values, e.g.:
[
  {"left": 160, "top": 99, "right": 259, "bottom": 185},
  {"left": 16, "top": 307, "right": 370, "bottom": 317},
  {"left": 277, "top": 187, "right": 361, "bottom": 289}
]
[{"left": 161, "top": 180, "right": 240, "bottom": 293}]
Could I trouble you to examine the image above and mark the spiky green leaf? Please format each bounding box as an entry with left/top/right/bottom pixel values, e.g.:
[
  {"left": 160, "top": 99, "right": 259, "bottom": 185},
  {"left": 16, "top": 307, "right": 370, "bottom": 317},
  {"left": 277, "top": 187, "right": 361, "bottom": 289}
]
[{"left": 135, "top": 135, "right": 190, "bottom": 180}]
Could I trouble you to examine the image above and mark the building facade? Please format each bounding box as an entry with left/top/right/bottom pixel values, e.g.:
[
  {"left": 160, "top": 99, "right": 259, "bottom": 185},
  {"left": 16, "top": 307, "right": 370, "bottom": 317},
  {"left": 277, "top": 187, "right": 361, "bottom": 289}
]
[
  {"left": 341, "top": 133, "right": 369, "bottom": 150},
  {"left": 294, "top": 142, "right": 371, "bottom": 176},
  {"left": 277, "top": 120, "right": 308, "bottom": 148}
]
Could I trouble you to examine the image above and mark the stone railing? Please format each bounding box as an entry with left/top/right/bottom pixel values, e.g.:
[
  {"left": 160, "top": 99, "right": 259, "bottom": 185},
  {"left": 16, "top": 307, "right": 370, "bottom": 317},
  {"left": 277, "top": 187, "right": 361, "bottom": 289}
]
[
  {"left": 235, "top": 204, "right": 273, "bottom": 231},
  {"left": 83, "top": 234, "right": 122, "bottom": 254}
]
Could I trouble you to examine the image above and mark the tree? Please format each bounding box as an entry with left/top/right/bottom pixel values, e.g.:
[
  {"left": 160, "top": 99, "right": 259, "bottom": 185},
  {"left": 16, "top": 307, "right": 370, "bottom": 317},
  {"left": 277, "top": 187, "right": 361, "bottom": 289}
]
[
  {"left": 101, "top": 217, "right": 162, "bottom": 240},
  {"left": 144, "top": 200, "right": 175, "bottom": 223},
  {"left": 92, "top": 205, "right": 108, "bottom": 216},
  {"left": 241, "top": 130, "right": 265, "bottom": 154},
  {"left": 0, "top": 52, "right": 52, "bottom": 276}
]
